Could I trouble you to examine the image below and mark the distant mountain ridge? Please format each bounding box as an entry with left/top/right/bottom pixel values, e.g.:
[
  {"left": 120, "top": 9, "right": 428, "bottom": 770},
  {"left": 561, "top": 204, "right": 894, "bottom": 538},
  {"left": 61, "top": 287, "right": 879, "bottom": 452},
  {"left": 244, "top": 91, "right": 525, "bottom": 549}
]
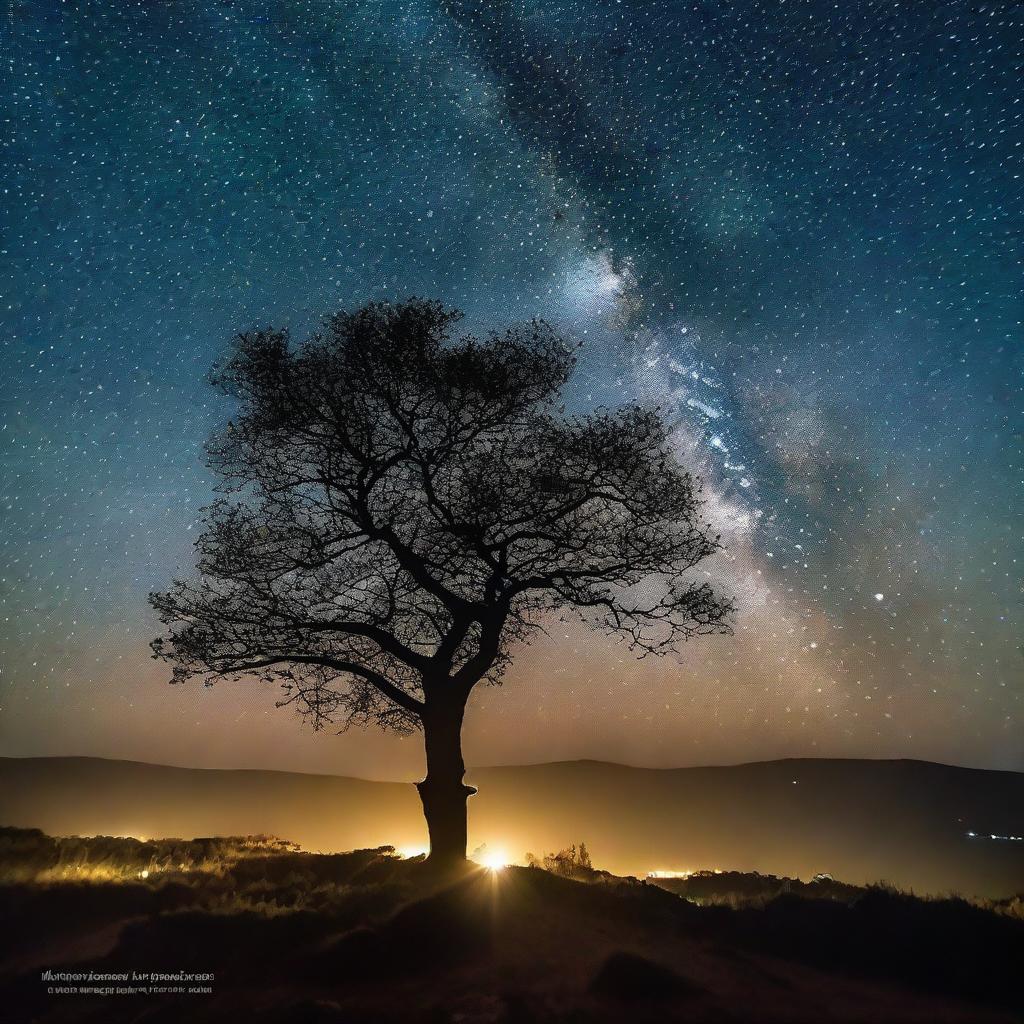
[{"left": 2, "top": 754, "right": 1022, "bottom": 897}]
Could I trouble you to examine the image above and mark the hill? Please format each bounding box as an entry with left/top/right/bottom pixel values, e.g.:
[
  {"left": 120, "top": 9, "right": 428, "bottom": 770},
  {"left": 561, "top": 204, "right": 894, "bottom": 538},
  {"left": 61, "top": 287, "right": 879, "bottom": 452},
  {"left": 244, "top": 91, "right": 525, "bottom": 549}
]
[
  {"left": 1, "top": 755, "right": 1022, "bottom": 896},
  {"left": 1, "top": 828, "right": 1022, "bottom": 1024}
]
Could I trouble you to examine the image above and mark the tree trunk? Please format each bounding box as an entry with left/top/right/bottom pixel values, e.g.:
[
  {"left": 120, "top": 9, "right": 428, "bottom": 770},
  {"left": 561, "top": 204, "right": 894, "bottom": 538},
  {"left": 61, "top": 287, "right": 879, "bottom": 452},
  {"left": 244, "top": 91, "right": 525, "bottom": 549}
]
[{"left": 416, "top": 697, "right": 476, "bottom": 868}]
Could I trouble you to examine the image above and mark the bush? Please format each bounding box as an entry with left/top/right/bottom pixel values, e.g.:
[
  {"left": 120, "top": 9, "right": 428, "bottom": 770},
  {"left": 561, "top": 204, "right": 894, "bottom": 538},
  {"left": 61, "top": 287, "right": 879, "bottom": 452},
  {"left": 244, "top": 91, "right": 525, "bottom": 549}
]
[{"left": 526, "top": 842, "right": 595, "bottom": 880}]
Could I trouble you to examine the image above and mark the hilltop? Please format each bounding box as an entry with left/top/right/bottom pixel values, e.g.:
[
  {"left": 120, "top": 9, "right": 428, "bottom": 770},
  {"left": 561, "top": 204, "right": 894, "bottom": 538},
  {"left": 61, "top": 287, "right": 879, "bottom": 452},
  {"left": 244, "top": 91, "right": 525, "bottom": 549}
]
[{"left": 1, "top": 827, "right": 1022, "bottom": 1023}]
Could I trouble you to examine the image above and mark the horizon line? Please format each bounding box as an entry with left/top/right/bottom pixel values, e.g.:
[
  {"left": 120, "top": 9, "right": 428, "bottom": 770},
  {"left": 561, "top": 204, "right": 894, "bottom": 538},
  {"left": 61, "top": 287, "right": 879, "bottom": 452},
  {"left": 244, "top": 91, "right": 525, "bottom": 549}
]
[{"left": 1, "top": 751, "right": 1020, "bottom": 782}]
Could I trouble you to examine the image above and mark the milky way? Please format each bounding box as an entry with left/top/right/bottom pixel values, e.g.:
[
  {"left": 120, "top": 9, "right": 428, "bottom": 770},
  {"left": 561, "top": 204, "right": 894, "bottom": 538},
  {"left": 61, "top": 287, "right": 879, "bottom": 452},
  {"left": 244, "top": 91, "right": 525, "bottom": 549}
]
[{"left": 2, "top": 1, "right": 1021, "bottom": 775}]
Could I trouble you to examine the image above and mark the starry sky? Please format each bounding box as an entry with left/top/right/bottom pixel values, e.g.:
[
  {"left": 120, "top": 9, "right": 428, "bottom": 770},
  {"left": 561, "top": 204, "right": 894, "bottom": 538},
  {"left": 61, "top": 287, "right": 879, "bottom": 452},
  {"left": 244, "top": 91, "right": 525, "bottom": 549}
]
[{"left": 2, "top": 1, "right": 1021, "bottom": 778}]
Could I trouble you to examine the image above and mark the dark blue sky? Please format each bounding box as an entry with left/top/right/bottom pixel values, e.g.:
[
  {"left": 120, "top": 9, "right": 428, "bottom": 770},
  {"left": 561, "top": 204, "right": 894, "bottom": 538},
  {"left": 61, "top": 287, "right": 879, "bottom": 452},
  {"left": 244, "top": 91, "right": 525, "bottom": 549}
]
[{"left": 2, "top": 1, "right": 1021, "bottom": 774}]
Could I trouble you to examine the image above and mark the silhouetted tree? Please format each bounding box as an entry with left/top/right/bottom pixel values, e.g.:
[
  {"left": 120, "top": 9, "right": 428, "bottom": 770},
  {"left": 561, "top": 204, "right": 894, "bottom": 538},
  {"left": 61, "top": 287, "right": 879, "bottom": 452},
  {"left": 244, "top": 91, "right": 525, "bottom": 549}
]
[{"left": 150, "top": 299, "right": 733, "bottom": 867}]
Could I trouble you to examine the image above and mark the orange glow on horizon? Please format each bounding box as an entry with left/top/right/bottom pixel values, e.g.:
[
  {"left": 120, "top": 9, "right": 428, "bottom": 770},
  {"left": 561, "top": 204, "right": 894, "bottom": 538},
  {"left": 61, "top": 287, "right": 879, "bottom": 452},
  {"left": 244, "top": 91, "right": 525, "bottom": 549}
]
[
  {"left": 474, "top": 847, "right": 510, "bottom": 871},
  {"left": 397, "top": 845, "right": 428, "bottom": 859}
]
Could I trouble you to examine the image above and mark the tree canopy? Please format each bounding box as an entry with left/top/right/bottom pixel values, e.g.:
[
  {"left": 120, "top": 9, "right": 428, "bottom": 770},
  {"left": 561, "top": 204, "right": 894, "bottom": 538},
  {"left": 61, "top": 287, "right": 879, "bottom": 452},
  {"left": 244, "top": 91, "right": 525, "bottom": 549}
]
[{"left": 151, "top": 298, "right": 733, "bottom": 738}]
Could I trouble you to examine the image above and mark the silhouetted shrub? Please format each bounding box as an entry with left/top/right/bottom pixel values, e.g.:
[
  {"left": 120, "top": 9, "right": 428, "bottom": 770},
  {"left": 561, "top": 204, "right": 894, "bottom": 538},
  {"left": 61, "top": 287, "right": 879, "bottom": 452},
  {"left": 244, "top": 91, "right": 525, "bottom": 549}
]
[{"left": 527, "top": 842, "right": 605, "bottom": 882}]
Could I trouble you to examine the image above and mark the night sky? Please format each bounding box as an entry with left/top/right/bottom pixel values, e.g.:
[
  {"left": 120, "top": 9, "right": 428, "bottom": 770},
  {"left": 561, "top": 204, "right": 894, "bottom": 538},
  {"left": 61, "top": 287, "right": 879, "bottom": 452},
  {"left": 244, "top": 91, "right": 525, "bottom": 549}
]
[{"left": 2, "top": 1, "right": 1021, "bottom": 777}]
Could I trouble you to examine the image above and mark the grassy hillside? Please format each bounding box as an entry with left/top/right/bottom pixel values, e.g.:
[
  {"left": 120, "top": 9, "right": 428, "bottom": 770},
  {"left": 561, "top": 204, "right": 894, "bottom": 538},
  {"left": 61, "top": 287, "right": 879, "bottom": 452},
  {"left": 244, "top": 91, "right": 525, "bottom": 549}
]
[
  {"left": 1, "top": 827, "right": 1022, "bottom": 1024},
  {"left": 2, "top": 755, "right": 1022, "bottom": 896}
]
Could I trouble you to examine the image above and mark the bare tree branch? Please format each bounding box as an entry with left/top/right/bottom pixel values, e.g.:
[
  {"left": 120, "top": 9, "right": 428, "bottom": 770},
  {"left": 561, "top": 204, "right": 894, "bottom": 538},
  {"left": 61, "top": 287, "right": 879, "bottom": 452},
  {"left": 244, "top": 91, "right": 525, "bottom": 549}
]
[{"left": 150, "top": 298, "right": 733, "bottom": 733}]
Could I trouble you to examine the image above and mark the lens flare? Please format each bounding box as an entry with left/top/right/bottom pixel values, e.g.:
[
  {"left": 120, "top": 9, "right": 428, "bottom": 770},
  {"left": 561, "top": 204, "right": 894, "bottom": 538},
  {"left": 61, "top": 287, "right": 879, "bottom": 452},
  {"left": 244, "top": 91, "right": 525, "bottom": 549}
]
[{"left": 476, "top": 849, "right": 509, "bottom": 871}]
